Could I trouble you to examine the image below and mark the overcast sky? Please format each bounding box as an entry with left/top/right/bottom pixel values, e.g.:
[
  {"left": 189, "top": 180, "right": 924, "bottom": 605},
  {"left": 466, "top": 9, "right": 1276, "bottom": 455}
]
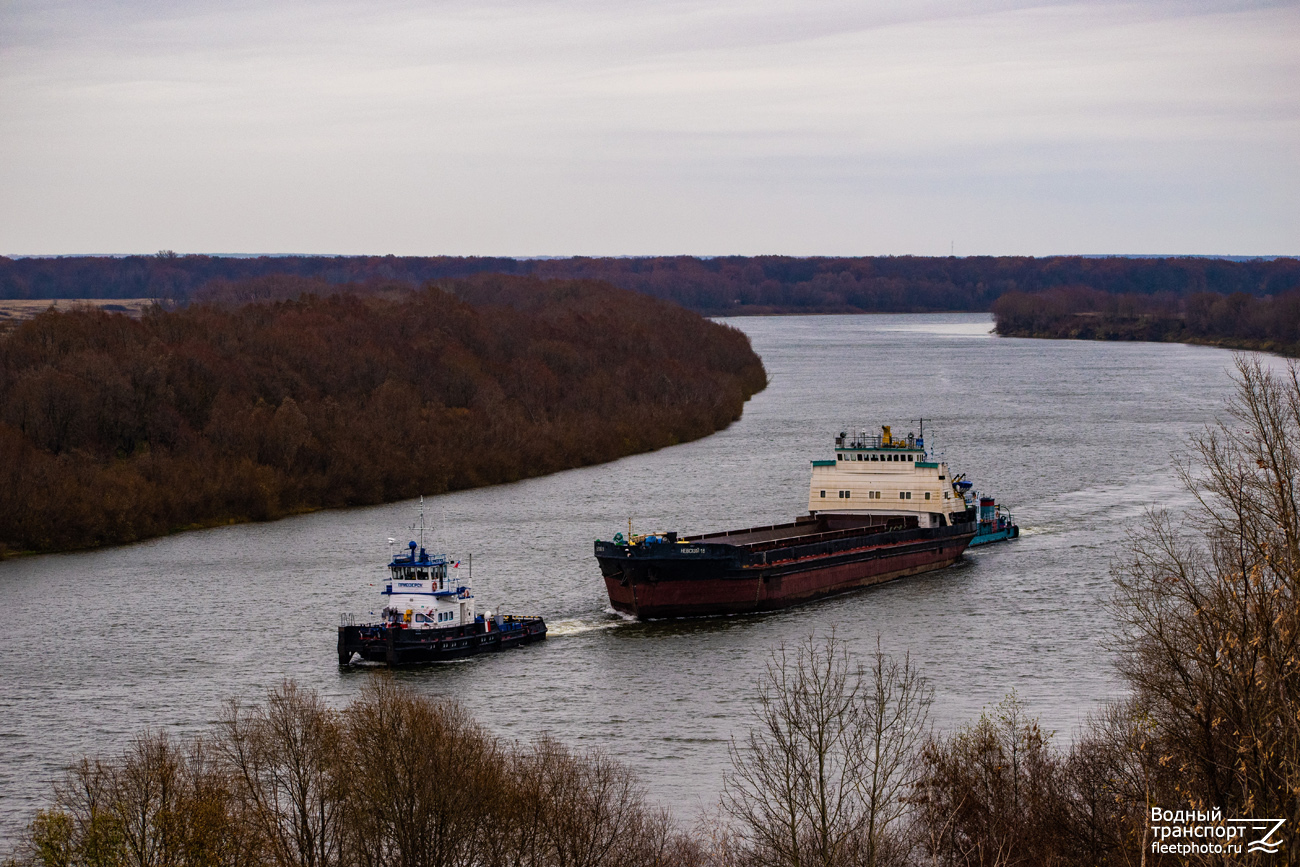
[{"left": 1, "top": 0, "right": 1296, "bottom": 256}]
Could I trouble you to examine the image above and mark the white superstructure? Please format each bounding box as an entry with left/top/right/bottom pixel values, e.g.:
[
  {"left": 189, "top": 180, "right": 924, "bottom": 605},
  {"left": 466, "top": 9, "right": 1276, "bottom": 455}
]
[
  {"left": 381, "top": 549, "right": 476, "bottom": 630},
  {"left": 379, "top": 498, "right": 476, "bottom": 629},
  {"left": 807, "top": 425, "right": 969, "bottom": 528}
]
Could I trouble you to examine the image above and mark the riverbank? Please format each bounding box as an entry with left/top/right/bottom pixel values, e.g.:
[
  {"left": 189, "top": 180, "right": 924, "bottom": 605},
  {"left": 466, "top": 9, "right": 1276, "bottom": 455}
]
[
  {"left": 991, "top": 286, "right": 1300, "bottom": 358},
  {"left": 995, "top": 313, "right": 1300, "bottom": 358}
]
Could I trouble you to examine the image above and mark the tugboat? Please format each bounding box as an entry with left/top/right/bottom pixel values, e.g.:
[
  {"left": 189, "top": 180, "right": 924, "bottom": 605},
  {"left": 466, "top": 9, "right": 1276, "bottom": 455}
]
[
  {"left": 951, "top": 480, "right": 1020, "bottom": 546},
  {"left": 593, "top": 424, "right": 1006, "bottom": 619},
  {"left": 338, "top": 500, "right": 546, "bottom": 665}
]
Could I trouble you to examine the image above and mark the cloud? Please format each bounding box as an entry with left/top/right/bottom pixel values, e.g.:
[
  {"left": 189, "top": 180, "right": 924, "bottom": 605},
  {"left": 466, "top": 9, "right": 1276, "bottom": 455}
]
[{"left": 1, "top": 0, "right": 1296, "bottom": 255}]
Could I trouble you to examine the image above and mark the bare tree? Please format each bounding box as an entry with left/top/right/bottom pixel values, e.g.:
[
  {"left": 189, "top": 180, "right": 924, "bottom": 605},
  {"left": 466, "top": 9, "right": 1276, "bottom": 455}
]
[
  {"left": 500, "top": 734, "right": 653, "bottom": 867},
  {"left": 220, "top": 681, "right": 349, "bottom": 867},
  {"left": 7, "top": 733, "right": 258, "bottom": 867},
  {"left": 344, "top": 678, "right": 503, "bottom": 867},
  {"left": 723, "top": 631, "right": 931, "bottom": 867},
  {"left": 7, "top": 679, "right": 699, "bottom": 867},
  {"left": 855, "top": 642, "right": 932, "bottom": 867},
  {"left": 12, "top": 758, "right": 122, "bottom": 867},
  {"left": 1112, "top": 356, "right": 1300, "bottom": 838},
  {"left": 913, "top": 693, "right": 1065, "bottom": 867}
]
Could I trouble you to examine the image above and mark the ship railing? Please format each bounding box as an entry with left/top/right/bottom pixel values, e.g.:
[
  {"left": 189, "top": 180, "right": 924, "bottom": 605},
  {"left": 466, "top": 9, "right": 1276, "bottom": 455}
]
[
  {"left": 340, "top": 613, "right": 359, "bottom": 626},
  {"left": 835, "top": 434, "right": 917, "bottom": 450}
]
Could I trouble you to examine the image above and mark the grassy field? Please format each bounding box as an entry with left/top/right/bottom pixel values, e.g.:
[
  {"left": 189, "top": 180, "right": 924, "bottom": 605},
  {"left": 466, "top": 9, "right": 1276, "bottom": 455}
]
[{"left": 0, "top": 298, "right": 159, "bottom": 333}]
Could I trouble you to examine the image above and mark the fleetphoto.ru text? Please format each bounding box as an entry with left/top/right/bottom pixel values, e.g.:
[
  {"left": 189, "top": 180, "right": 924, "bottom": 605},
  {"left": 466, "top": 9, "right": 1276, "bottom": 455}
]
[{"left": 1149, "top": 807, "right": 1285, "bottom": 857}]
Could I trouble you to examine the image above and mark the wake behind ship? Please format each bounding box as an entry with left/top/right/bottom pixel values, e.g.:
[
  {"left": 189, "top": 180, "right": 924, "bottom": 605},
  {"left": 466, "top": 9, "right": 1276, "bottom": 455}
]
[{"left": 594, "top": 424, "right": 1012, "bottom": 619}]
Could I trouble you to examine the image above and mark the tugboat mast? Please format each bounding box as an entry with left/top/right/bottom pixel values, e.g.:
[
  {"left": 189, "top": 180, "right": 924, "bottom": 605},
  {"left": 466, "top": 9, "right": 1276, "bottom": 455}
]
[{"left": 411, "top": 495, "right": 429, "bottom": 550}]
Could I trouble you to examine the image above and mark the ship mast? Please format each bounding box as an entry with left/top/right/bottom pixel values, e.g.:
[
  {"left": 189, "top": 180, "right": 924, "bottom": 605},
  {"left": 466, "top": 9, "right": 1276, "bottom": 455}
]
[{"left": 411, "top": 495, "right": 428, "bottom": 550}]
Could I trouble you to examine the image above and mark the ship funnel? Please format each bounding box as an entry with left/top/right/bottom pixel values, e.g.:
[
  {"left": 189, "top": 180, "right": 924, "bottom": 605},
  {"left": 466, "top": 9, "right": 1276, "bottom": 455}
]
[{"left": 882, "top": 425, "right": 891, "bottom": 445}]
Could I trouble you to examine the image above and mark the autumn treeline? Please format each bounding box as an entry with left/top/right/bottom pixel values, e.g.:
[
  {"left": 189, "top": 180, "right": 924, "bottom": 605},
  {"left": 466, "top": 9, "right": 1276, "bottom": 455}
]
[
  {"left": 4, "top": 680, "right": 694, "bottom": 867},
  {"left": 0, "top": 276, "right": 766, "bottom": 554},
  {"left": 992, "top": 285, "right": 1300, "bottom": 355},
  {"left": 4, "top": 253, "right": 1298, "bottom": 315}
]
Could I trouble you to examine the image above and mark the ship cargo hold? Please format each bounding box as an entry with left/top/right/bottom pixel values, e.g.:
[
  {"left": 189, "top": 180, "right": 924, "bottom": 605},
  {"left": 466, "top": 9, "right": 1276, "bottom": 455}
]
[{"left": 595, "top": 513, "right": 975, "bottom": 619}]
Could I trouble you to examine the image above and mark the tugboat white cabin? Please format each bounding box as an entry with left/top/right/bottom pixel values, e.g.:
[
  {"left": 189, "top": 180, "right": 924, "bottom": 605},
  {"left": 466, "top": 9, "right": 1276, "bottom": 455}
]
[{"left": 382, "top": 541, "right": 475, "bottom": 630}]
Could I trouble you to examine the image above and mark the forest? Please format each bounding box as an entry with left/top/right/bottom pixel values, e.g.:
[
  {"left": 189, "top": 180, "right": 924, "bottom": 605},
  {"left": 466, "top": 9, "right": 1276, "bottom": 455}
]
[
  {"left": 992, "top": 286, "right": 1300, "bottom": 356},
  {"left": 3, "top": 253, "right": 1297, "bottom": 316},
  {"left": 0, "top": 275, "right": 766, "bottom": 555}
]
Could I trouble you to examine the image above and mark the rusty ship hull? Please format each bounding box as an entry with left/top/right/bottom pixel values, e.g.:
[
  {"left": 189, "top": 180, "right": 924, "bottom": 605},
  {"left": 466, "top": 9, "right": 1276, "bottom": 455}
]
[{"left": 595, "top": 514, "right": 975, "bottom": 619}]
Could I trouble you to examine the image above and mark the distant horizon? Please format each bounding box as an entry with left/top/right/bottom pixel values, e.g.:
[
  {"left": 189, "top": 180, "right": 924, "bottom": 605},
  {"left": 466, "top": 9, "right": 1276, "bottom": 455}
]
[{"left": 5, "top": 252, "right": 1297, "bottom": 262}]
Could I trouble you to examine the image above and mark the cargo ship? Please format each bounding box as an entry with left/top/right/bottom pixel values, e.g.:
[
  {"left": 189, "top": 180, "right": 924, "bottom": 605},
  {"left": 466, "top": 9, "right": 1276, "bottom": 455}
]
[
  {"left": 594, "top": 424, "right": 1013, "bottom": 619},
  {"left": 338, "top": 501, "right": 546, "bottom": 665}
]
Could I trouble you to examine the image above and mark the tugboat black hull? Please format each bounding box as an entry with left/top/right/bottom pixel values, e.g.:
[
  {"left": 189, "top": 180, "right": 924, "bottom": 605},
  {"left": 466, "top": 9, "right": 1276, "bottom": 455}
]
[
  {"left": 595, "top": 516, "right": 975, "bottom": 619},
  {"left": 338, "top": 616, "right": 547, "bottom": 666}
]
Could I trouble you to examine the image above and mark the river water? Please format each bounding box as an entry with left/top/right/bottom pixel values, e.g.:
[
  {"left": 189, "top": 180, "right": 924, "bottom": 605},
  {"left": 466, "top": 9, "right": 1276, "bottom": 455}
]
[{"left": 0, "top": 314, "right": 1272, "bottom": 844}]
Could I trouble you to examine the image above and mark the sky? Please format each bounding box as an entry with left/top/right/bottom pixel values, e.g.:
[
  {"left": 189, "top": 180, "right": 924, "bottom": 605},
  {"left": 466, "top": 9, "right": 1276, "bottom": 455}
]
[{"left": 1, "top": 0, "right": 1296, "bottom": 257}]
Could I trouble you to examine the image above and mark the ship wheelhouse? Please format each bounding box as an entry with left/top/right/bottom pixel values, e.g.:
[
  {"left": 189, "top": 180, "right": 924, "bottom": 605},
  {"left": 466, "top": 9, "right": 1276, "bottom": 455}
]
[
  {"left": 808, "top": 425, "right": 973, "bottom": 528},
  {"left": 380, "top": 539, "right": 475, "bottom": 630}
]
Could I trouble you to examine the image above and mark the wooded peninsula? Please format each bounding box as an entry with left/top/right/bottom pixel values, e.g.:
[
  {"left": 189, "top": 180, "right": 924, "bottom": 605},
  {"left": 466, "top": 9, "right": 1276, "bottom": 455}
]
[{"left": 0, "top": 276, "right": 766, "bottom": 555}]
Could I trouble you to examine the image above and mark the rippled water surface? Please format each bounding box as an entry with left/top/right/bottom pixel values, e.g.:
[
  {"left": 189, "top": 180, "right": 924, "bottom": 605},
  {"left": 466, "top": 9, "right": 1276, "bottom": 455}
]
[{"left": 0, "top": 314, "right": 1273, "bottom": 843}]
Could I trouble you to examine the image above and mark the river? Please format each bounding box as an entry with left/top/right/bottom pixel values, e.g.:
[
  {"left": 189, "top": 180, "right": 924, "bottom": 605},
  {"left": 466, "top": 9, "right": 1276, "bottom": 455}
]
[{"left": 0, "top": 313, "right": 1269, "bottom": 844}]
